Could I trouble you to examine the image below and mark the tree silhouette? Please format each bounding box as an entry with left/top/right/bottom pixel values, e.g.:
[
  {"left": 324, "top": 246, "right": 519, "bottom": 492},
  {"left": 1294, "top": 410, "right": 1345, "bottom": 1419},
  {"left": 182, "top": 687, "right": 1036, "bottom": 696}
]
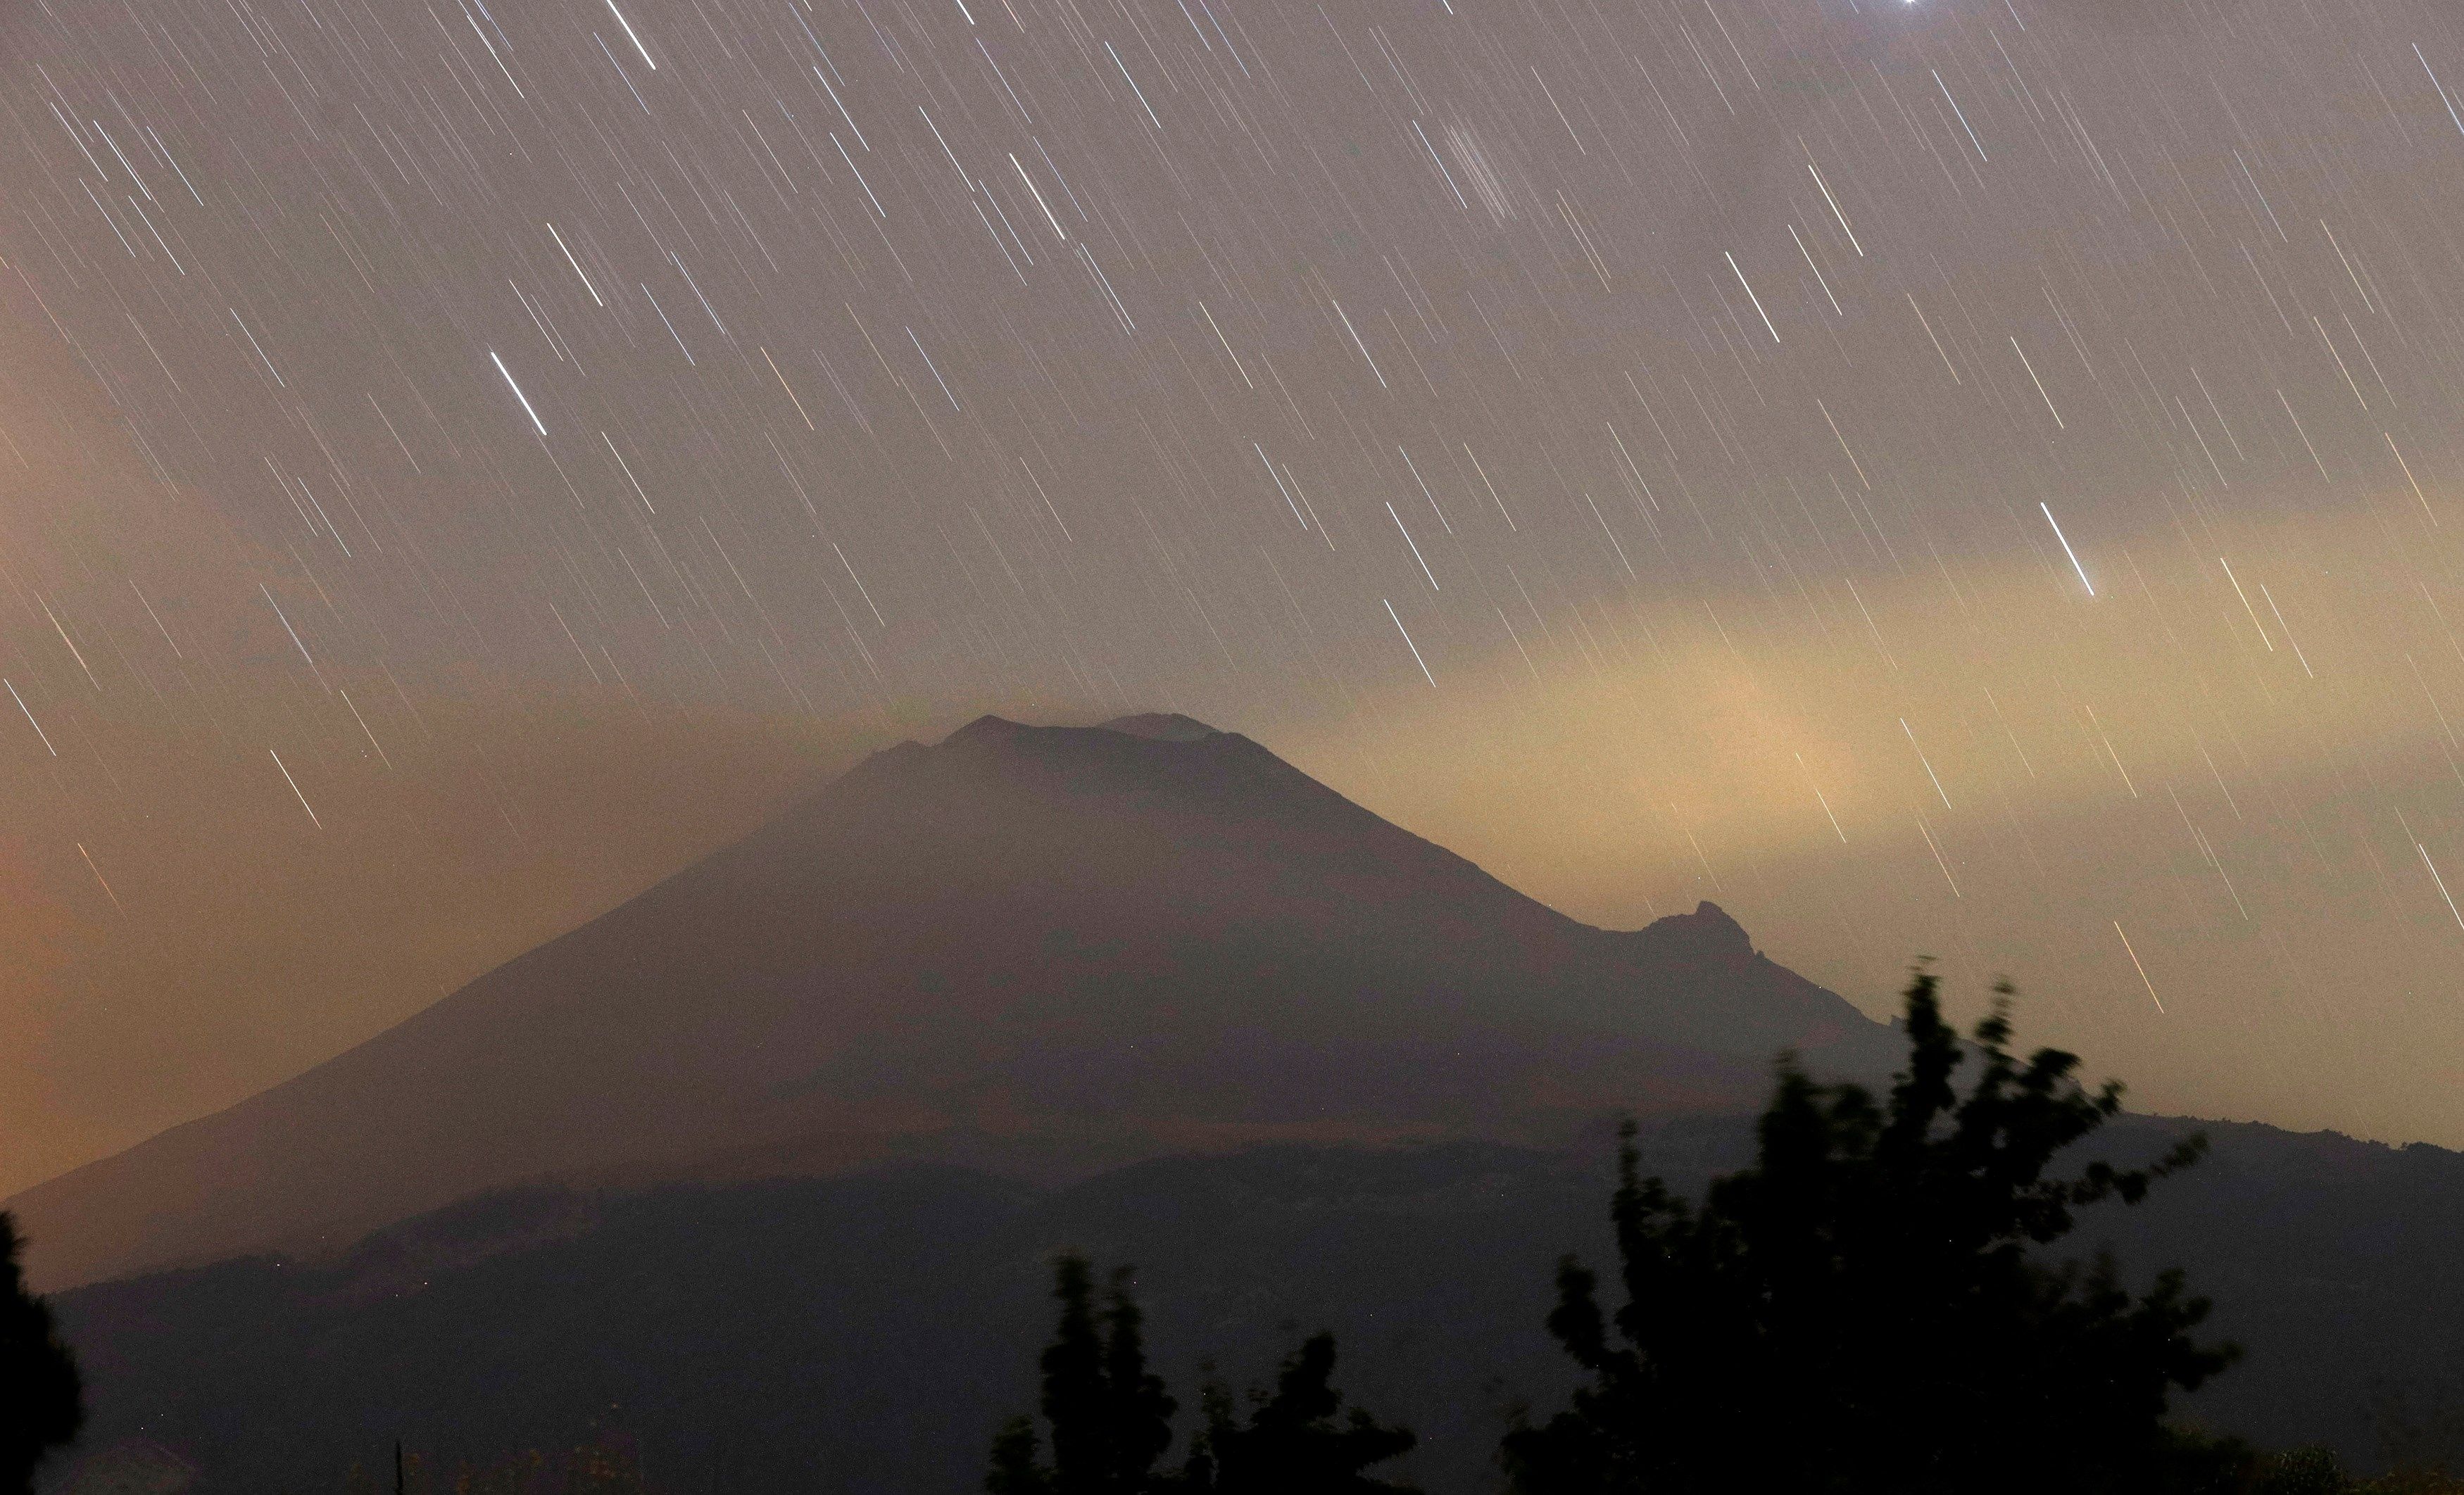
[
  {"left": 0, "top": 1212, "right": 82, "bottom": 1495},
  {"left": 988, "top": 1255, "right": 1176, "bottom": 1495},
  {"left": 1179, "top": 1332, "right": 1417, "bottom": 1495},
  {"left": 989, "top": 1257, "right": 1416, "bottom": 1495},
  {"left": 1503, "top": 967, "right": 2237, "bottom": 1495}
]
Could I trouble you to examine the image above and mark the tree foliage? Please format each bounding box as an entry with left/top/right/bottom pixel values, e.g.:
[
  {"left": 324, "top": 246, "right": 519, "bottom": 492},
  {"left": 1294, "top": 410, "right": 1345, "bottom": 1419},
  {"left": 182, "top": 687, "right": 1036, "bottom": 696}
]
[
  {"left": 0, "top": 1211, "right": 82, "bottom": 1495},
  {"left": 1181, "top": 1333, "right": 1416, "bottom": 1495},
  {"left": 1503, "top": 967, "right": 2237, "bottom": 1495},
  {"left": 988, "top": 1255, "right": 1176, "bottom": 1495},
  {"left": 987, "top": 1256, "right": 1414, "bottom": 1495}
]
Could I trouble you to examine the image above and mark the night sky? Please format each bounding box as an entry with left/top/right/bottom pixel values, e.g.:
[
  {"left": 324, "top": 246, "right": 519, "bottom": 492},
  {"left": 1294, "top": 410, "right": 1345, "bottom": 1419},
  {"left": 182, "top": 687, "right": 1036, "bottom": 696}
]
[{"left": 7, "top": 0, "right": 2464, "bottom": 1194}]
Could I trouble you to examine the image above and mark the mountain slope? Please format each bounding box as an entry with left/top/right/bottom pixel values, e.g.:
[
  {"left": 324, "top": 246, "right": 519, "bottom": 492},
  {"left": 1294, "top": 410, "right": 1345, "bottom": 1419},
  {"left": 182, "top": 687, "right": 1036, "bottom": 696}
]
[{"left": 10, "top": 715, "right": 1894, "bottom": 1289}]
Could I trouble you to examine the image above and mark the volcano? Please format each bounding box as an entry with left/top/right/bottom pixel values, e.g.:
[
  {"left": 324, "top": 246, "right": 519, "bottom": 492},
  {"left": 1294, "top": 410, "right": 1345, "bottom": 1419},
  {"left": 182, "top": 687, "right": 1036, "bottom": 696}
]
[{"left": 9, "top": 714, "right": 1894, "bottom": 1289}]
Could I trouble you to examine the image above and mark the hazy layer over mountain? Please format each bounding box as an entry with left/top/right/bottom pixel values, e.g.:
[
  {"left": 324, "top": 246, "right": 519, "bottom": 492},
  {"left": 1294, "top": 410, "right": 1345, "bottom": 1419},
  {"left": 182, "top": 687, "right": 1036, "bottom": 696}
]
[{"left": 11, "top": 716, "right": 1893, "bottom": 1289}]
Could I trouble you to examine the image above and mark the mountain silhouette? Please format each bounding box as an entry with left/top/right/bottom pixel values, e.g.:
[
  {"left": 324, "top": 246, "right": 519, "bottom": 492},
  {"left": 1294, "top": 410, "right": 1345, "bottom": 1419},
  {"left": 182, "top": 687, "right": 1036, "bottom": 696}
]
[{"left": 9, "top": 715, "right": 1896, "bottom": 1289}]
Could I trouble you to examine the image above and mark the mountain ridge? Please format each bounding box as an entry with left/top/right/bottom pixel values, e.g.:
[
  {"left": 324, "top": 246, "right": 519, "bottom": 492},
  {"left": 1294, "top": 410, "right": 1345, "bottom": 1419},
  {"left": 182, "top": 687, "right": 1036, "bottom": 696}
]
[{"left": 9, "top": 713, "right": 1895, "bottom": 1290}]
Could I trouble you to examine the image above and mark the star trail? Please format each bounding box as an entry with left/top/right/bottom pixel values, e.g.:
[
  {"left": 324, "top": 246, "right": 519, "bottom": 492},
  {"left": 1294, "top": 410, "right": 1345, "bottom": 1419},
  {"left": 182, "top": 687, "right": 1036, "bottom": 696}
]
[{"left": 6, "top": 0, "right": 2464, "bottom": 1187}]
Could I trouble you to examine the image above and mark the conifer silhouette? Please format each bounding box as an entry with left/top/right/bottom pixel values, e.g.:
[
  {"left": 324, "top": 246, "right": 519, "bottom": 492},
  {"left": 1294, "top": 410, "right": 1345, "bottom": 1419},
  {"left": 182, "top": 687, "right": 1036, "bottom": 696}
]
[
  {"left": 0, "top": 1212, "right": 82, "bottom": 1495},
  {"left": 988, "top": 1257, "right": 1416, "bottom": 1495},
  {"left": 1178, "top": 1333, "right": 1416, "bottom": 1495},
  {"left": 1503, "top": 967, "right": 2237, "bottom": 1495},
  {"left": 988, "top": 1255, "right": 1176, "bottom": 1495}
]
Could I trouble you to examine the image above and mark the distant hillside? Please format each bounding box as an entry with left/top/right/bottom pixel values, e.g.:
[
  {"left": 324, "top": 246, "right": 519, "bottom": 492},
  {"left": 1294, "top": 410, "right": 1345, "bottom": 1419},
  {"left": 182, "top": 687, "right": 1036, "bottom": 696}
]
[
  {"left": 45, "top": 1119, "right": 2464, "bottom": 1494},
  {"left": 9, "top": 715, "right": 1895, "bottom": 1290}
]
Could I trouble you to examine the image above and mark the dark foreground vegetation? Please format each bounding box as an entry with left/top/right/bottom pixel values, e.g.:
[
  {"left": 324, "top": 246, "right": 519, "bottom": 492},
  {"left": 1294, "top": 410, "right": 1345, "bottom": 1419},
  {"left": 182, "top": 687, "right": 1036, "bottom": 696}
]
[
  {"left": 1, "top": 1213, "right": 80, "bottom": 1495},
  {"left": 974, "top": 971, "right": 2464, "bottom": 1495},
  {"left": 13, "top": 973, "right": 2464, "bottom": 1493}
]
